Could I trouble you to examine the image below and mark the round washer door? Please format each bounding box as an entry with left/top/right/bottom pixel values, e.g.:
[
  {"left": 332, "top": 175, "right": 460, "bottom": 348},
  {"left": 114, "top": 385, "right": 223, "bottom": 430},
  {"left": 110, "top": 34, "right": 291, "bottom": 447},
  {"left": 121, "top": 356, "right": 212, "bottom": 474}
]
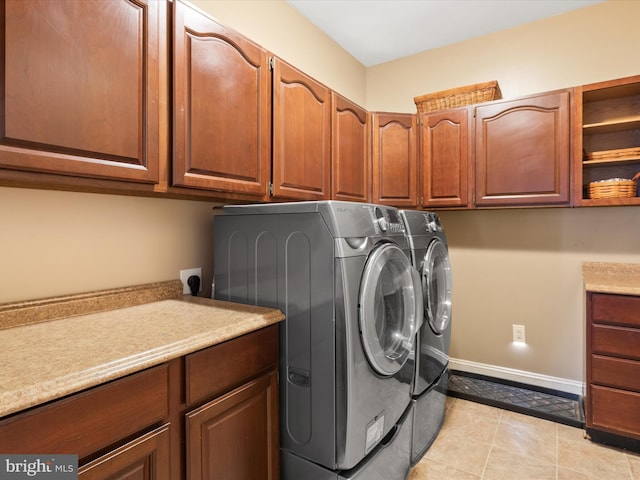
[
  {"left": 423, "top": 238, "right": 452, "bottom": 335},
  {"left": 359, "top": 243, "right": 419, "bottom": 376}
]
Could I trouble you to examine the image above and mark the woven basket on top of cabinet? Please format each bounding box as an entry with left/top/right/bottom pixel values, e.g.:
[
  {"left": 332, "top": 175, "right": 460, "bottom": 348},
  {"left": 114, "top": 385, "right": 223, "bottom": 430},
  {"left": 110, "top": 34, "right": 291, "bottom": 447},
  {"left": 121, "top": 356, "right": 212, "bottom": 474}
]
[
  {"left": 414, "top": 81, "right": 502, "bottom": 113},
  {"left": 589, "top": 172, "right": 640, "bottom": 199}
]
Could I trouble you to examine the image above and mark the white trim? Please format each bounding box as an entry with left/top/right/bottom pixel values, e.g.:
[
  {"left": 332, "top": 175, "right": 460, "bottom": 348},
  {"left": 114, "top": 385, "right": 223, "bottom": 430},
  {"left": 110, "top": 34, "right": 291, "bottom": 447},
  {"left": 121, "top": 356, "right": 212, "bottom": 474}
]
[{"left": 449, "top": 358, "right": 584, "bottom": 396}]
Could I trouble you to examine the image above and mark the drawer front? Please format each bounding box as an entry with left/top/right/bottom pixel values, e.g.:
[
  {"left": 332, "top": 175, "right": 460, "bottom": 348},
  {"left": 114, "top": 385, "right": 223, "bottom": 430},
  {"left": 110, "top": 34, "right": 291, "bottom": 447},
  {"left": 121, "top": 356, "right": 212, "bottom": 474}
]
[
  {"left": 589, "top": 384, "right": 640, "bottom": 439},
  {"left": 591, "top": 293, "right": 640, "bottom": 328},
  {"left": 591, "top": 324, "right": 640, "bottom": 360},
  {"left": 0, "top": 364, "right": 170, "bottom": 458},
  {"left": 186, "top": 324, "right": 278, "bottom": 407},
  {"left": 591, "top": 354, "right": 640, "bottom": 391}
]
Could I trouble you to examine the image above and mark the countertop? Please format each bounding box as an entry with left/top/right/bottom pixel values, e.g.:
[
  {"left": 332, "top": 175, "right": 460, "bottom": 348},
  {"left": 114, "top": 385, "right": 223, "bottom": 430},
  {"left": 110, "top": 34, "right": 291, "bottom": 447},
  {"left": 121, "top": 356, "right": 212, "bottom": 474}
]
[
  {"left": 0, "top": 282, "right": 284, "bottom": 418},
  {"left": 583, "top": 262, "right": 640, "bottom": 295}
]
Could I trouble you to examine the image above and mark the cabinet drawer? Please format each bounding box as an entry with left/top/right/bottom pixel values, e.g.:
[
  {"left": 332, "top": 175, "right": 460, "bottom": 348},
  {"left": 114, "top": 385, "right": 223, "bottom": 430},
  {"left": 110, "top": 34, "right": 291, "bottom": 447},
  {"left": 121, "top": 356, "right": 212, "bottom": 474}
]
[
  {"left": 186, "top": 324, "right": 278, "bottom": 407},
  {"left": 0, "top": 364, "right": 170, "bottom": 459},
  {"left": 589, "top": 384, "right": 640, "bottom": 439},
  {"left": 591, "top": 324, "right": 640, "bottom": 360},
  {"left": 591, "top": 293, "right": 640, "bottom": 327},
  {"left": 591, "top": 354, "right": 640, "bottom": 391}
]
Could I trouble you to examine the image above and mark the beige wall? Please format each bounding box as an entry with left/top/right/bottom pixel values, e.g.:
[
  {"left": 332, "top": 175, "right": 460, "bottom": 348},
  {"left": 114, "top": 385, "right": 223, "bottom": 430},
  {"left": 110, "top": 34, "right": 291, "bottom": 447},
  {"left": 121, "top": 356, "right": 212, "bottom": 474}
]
[
  {"left": 1, "top": 0, "right": 638, "bottom": 388},
  {"left": 366, "top": 0, "right": 640, "bottom": 112},
  {"left": 365, "top": 0, "right": 640, "bottom": 386}
]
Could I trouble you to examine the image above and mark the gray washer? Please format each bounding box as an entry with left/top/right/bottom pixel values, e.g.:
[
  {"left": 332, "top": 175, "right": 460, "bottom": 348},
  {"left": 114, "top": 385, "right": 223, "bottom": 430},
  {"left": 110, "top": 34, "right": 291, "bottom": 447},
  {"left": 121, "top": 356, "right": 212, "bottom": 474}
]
[
  {"left": 214, "top": 201, "right": 421, "bottom": 478},
  {"left": 399, "top": 210, "right": 452, "bottom": 465}
]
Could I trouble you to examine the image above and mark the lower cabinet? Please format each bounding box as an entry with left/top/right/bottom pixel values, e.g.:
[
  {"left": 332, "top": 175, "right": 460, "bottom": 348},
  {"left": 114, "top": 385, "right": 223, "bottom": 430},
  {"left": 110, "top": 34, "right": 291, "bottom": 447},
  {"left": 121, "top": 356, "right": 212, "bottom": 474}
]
[
  {"left": 0, "top": 324, "right": 280, "bottom": 480},
  {"left": 586, "top": 292, "right": 640, "bottom": 446}
]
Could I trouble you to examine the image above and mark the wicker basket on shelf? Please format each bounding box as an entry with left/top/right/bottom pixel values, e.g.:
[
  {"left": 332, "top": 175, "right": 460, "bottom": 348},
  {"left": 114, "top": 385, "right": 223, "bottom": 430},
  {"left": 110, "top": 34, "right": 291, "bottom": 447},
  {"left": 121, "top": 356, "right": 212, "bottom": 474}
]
[
  {"left": 589, "top": 172, "right": 640, "bottom": 199},
  {"left": 414, "top": 81, "right": 502, "bottom": 113}
]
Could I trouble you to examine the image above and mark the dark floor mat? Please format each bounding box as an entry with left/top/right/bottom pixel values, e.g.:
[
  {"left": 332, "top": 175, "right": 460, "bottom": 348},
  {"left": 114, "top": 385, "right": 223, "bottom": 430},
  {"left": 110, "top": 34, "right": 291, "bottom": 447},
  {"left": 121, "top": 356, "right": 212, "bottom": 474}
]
[{"left": 447, "top": 370, "right": 584, "bottom": 428}]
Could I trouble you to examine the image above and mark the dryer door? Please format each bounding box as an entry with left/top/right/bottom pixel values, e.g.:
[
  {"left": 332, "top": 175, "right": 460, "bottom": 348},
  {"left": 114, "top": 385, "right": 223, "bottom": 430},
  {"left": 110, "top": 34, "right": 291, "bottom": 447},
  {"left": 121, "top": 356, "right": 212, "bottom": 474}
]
[
  {"left": 359, "top": 243, "right": 421, "bottom": 376},
  {"left": 423, "top": 238, "right": 452, "bottom": 334}
]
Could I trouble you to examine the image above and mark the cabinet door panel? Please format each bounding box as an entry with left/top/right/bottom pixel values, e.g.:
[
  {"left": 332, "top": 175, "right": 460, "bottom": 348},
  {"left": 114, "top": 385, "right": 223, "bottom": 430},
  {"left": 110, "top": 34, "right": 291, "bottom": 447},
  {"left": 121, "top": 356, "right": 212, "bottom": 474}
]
[
  {"left": 173, "top": 1, "right": 270, "bottom": 195},
  {"left": 372, "top": 113, "right": 418, "bottom": 207},
  {"left": 0, "top": 0, "right": 161, "bottom": 183},
  {"left": 272, "top": 59, "right": 331, "bottom": 200},
  {"left": 475, "top": 91, "right": 570, "bottom": 206},
  {"left": 331, "top": 93, "right": 370, "bottom": 202},
  {"left": 186, "top": 371, "right": 279, "bottom": 480},
  {"left": 421, "top": 108, "right": 470, "bottom": 207},
  {"left": 78, "top": 425, "right": 171, "bottom": 480}
]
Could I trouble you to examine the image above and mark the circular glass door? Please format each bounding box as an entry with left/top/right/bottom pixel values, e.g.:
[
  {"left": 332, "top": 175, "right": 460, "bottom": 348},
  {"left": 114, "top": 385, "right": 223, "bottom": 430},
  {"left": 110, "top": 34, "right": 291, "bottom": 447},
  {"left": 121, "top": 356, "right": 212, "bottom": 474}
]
[
  {"left": 359, "top": 243, "right": 418, "bottom": 376},
  {"left": 423, "top": 239, "right": 452, "bottom": 334}
]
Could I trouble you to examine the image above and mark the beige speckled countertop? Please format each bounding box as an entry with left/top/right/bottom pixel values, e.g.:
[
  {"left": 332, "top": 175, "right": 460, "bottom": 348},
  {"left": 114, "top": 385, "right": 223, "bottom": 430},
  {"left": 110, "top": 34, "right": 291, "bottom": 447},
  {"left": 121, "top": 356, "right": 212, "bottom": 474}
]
[
  {"left": 583, "top": 262, "right": 640, "bottom": 295},
  {"left": 0, "top": 284, "right": 283, "bottom": 418}
]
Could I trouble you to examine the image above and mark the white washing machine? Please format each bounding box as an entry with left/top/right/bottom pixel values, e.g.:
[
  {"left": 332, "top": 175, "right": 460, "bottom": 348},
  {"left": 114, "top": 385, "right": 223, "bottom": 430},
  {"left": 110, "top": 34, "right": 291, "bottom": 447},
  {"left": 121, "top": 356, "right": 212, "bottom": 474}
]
[
  {"left": 399, "top": 210, "right": 452, "bottom": 465},
  {"left": 214, "top": 201, "right": 422, "bottom": 479}
]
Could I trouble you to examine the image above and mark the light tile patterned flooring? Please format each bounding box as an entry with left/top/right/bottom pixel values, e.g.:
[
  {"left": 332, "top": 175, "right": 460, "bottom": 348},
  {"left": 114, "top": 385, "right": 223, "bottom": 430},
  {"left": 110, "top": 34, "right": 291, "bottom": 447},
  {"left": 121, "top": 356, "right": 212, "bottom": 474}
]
[{"left": 409, "top": 397, "right": 640, "bottom": 480}]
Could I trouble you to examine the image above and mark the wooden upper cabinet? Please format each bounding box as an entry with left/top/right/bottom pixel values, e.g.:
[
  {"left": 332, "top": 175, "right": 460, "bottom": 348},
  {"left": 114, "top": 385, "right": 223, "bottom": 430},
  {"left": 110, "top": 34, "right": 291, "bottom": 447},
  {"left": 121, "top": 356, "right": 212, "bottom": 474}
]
[
  {"left": 331, "top": 93, "right": 370, "bottom": 202},
  {"left": 371, "top": 113, "right": 418, "bottom": 208},
  {"left": 420, "top": 108, "right": 471, "bottom": 208},
  {"left": 173, "top": 0, "right": 271, "bottom": 195},
  {"left": 272, "top": 58, "right": 331, "bottom": 200},
  {"left": 0, "top": 0, "right": 162, "bottom": 183},
  {"left": 474, "top": 91, "right": 571, "bottom": 206}
]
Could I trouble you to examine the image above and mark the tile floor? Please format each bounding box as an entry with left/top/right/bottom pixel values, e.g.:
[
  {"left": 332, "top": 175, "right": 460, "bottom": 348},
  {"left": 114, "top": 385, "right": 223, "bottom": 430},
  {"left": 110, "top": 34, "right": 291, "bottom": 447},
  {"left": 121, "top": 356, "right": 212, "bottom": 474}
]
[{"left": 408, "top": 397, "right": 640, "bottom": 480}]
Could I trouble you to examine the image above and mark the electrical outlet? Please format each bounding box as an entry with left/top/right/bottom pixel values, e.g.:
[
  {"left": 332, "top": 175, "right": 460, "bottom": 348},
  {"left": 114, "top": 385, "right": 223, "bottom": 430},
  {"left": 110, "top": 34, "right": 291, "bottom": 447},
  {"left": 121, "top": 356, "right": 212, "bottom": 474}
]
[
  {"left": 180, "top": 267, "right": 202, "bottom": 295},
  {"left": 512, "top": 324, "right": 526, "bottom": 343}
]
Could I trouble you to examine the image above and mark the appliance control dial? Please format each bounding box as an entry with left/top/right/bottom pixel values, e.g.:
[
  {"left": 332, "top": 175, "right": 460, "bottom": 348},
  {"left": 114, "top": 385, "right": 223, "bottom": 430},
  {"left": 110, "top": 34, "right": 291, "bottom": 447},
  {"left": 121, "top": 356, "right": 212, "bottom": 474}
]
[{"left": 374, "top": 207, "right": 388, "bottom": 232}]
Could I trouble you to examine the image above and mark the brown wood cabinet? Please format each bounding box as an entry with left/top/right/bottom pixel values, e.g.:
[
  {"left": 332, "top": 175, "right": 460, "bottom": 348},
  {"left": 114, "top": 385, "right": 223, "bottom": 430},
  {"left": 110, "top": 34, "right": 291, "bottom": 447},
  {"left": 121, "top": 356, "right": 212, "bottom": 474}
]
[
  {"left": 474, "top": 91, "right": 571, "bottom": 206},
  {"left": 0, "top": 0, "right": 162, "bottom": 184},
  {"left": 0, "top": 325, "right": 280, "bottom": 480},
  {"left": 331, "top": 93, "right": 371, "bottom": 202},
  {"left": 574, "top": 75, "right": 640, "bottom": 206},
  {"left": 419, "top": 107, "right": 472, "bottom": 208},
  {"left": 586, "top": 292, "right": 640, "bottom": 444},
  {"left": 173, "top": 0, "right": 271, "bottom": 196},
  {"left": 272, "top": 58, "right": 331, "bottom": 201},
  {"left": 371, "top": 112, "right": 419, "bottom": 207}
]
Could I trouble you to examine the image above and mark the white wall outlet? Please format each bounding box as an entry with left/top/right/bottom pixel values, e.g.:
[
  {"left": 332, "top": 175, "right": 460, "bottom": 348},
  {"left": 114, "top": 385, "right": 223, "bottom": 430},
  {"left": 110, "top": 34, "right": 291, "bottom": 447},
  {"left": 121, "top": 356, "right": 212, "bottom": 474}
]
[
  {"left": 512, "top": 324, "right": 526, "bottom": 343},
  {"left": 180, "top": 267, "right": 202, "bottom": 295}
]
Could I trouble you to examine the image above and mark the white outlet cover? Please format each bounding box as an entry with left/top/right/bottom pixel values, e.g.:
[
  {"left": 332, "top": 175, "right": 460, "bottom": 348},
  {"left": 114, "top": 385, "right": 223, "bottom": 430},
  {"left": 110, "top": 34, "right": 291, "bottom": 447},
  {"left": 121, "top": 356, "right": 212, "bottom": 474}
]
[
  {"left": 180, "top": 267, "right": 202, "bottom": 295},
  {"left": 512, "top": 324, "right": 526, "bottom": 343}
]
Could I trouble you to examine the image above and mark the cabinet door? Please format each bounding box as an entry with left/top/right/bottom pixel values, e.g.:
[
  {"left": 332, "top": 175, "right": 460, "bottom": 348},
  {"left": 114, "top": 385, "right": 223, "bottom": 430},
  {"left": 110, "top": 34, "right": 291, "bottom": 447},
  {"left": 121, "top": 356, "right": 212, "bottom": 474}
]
[
  {"left": 272, "top": 59, "right": 331, "bottom": 200},
  {"left": 331, "top": 93, "right": 370, "bottom": 202},
  {"left": 0, "top": 0, "right": 161, "bottom": 183},
  {"left": 420, "top": 108, "right": 471, "bottom": 208},
  {"left": 186, "top": 370, "right": 279, "bottom": 480},
  {"left": 475, "top": 91, "right": 570, "bottom": 206},
  {"left": 78, "top": 425, "right": 171, "bottom": 480},
  {"left": 173, "top": 1, "right": 271, "bottom": 195},
  {"left": 371, "top": 113, "right": 418, "bottom": 207}
]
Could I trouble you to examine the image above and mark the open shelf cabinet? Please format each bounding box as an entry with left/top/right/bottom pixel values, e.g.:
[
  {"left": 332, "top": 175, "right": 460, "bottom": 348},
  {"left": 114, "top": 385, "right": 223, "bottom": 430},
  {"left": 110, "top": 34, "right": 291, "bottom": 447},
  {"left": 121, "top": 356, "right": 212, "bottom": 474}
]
[{"left": 575, "top": 75, "right": 640, "bottom": 206}]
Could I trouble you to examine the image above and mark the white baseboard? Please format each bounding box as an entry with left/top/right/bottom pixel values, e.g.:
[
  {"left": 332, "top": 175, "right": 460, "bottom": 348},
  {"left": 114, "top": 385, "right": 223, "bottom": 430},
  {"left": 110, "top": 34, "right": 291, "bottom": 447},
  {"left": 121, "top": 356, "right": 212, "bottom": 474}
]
[{"left": 449, "top": 358, "right": 584, "bottom": 396}]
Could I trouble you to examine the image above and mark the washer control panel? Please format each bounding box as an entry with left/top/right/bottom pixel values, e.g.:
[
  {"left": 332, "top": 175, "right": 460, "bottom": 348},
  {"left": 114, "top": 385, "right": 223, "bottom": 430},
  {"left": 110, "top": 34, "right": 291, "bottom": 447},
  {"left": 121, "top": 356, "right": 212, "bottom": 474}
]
[{"left": 369, "top": 206, "right": 405, "bottom": 234}]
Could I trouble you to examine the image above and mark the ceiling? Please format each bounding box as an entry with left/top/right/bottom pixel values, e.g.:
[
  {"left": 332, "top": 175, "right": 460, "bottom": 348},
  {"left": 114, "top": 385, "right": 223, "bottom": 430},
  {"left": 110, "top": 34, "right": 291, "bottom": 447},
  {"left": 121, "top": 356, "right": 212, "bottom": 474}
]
[{"left": 287, "top": 0, "right": 604, "bottom": 67}]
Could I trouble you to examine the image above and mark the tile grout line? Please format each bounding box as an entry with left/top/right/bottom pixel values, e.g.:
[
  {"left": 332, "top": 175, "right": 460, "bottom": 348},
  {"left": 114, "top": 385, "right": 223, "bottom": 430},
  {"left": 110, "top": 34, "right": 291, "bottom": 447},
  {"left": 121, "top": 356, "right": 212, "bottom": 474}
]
[{"left": 480, "top": 408, "right": 503, "bottom": 479}]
